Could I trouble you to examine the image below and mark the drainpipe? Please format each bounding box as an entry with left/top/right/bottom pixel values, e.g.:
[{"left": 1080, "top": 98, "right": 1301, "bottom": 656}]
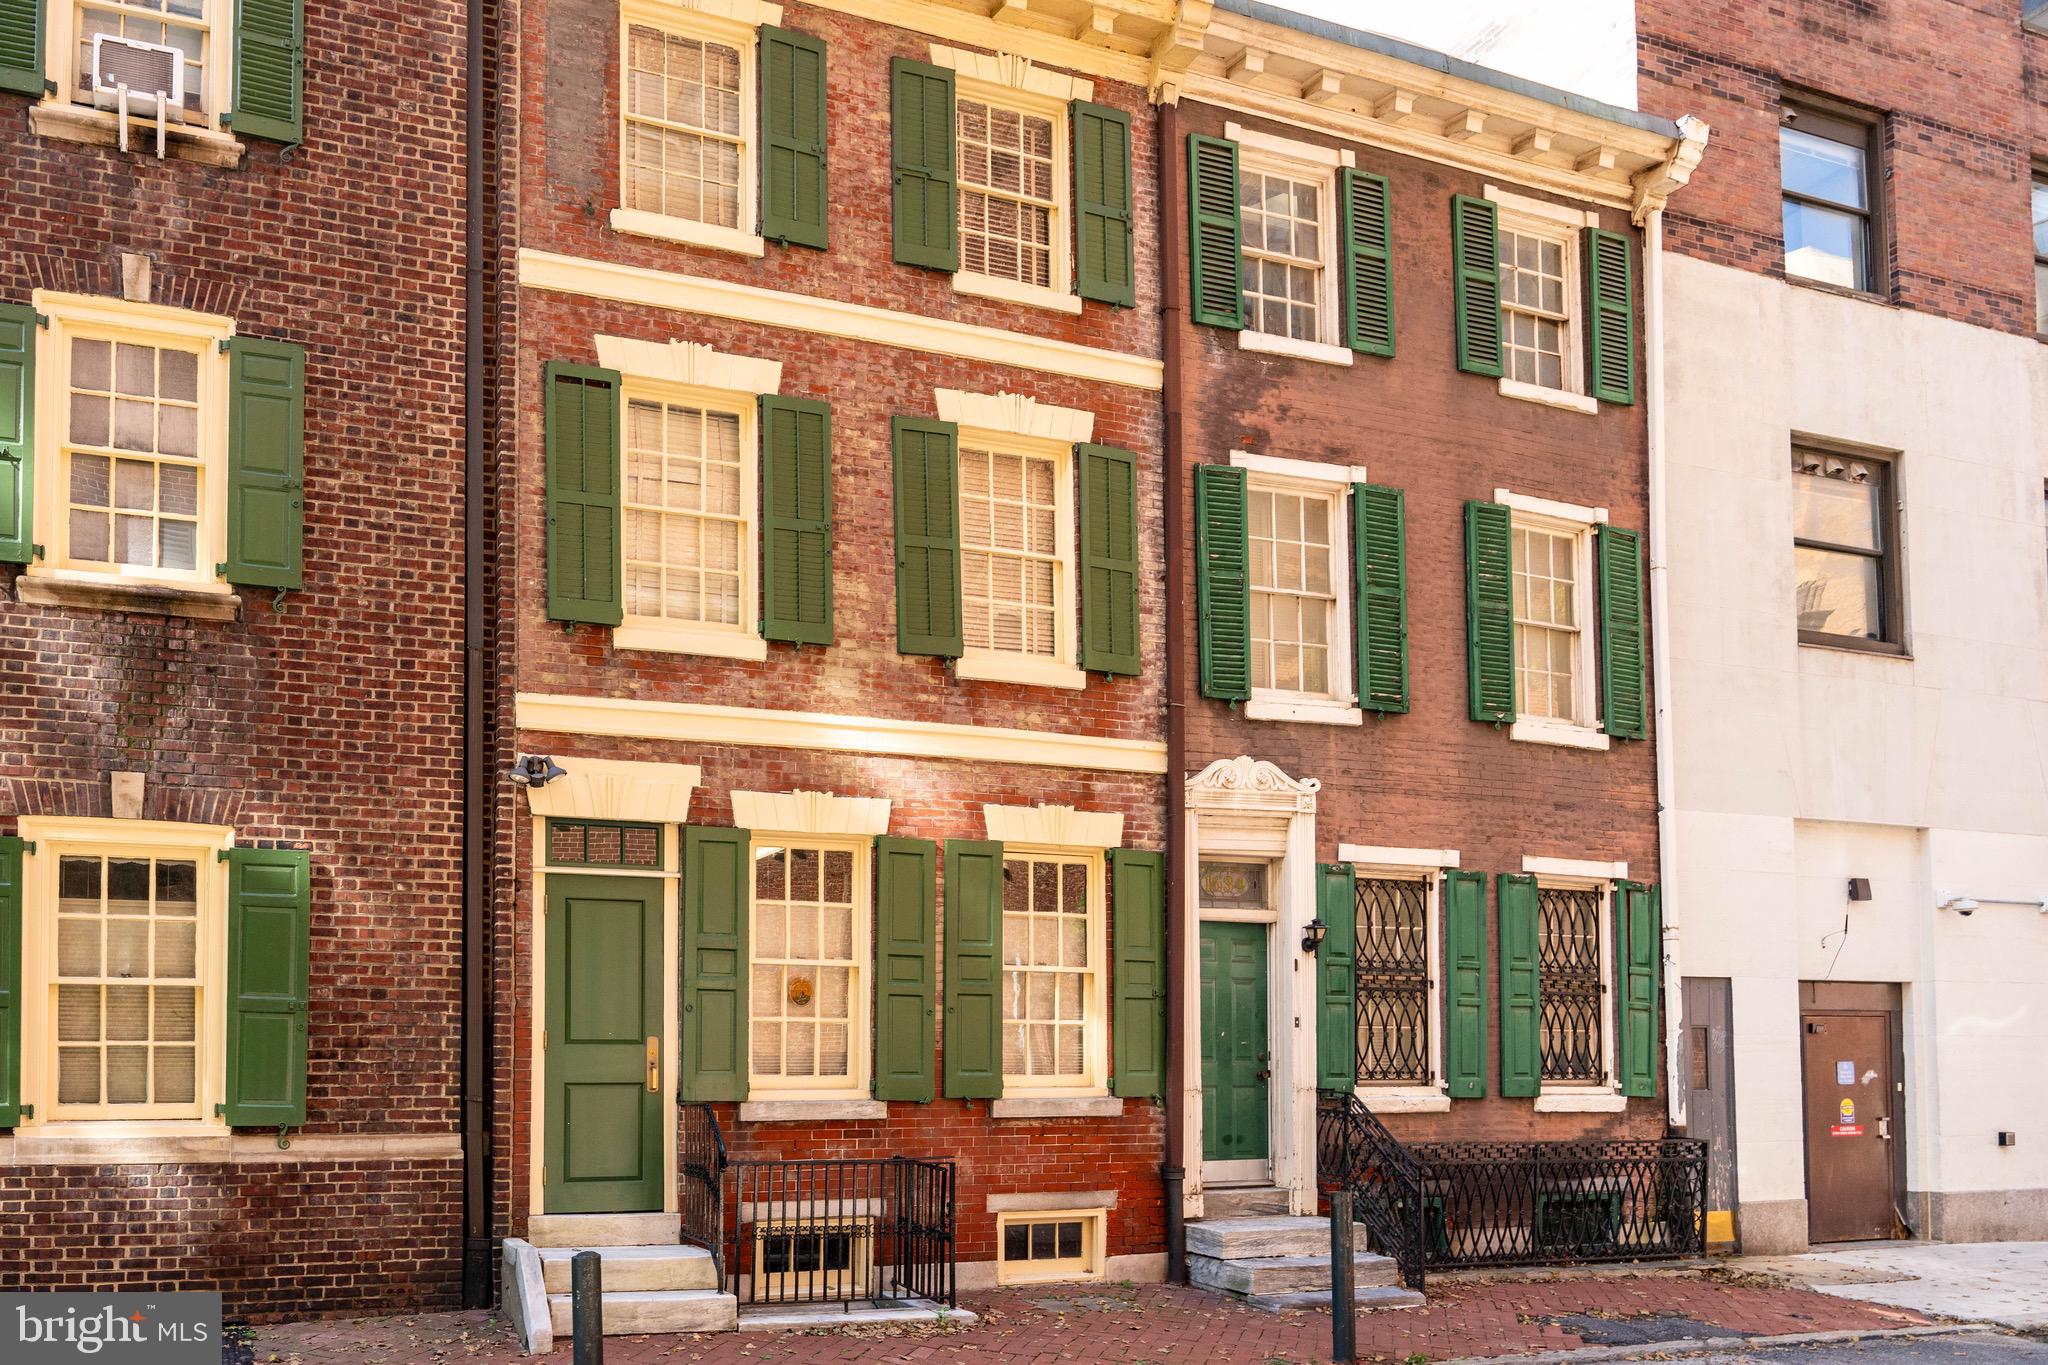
[{"left": 1157, "top": 99, "right": 1189, "bottom": 1284}]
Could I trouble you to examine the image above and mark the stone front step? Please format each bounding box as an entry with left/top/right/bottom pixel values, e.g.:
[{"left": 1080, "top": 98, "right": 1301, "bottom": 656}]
[
  {"left": 538, "top": 1244, "right": 718, "bottom": 1294},
  {"left": 1188, "top": 1250, "right": 1401, "bottom": 1296},
  {"left": 1247, "top": 1285, "right": 1427, "bottom": 1314},
  {"left": 546, "top": 1288, "right": 738, "bottom": 1337},
  {"left": 1203, "top": 1186, "right": 1292, "bottom": 1219},
  {"left": 1185, "top": 1215, "right": 1333, "bottom": 1261},
  {"left": 528, "top": 1212, "right": 679, "bottom": 1249}
]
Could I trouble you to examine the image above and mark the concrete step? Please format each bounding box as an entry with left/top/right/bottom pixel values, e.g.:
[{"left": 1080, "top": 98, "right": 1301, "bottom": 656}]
[
  {"left": 539, "top": 1244, "right": 719, "bottom": 1294},
  {"left": 528, "top": 1212, "right": 679, "bottom": 1249},
  {"left": 1247, "top": 1284, "right": 1426, "bottom": 1314},
  {"left": 1203, "top": 1186, "right": 1292, "bottom": 1219},
  {"left": 1185, "top": 1215, "right": 1332, "bottom": 1261},
  {"left": 1188, "top": 1250, "right": 1401, "bottom": 1296},
  {"left": 546, "top": 1288, "right": 738, "bottom": 1336}
]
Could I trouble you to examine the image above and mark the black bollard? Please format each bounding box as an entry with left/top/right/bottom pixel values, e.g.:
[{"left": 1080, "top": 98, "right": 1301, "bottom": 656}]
[
  {"left": 1330, "top": 1189, "right": 1356, "bottom": 1364},
  {"left": 571, "top": 1249, "right": 604, "bottom": 1365}
]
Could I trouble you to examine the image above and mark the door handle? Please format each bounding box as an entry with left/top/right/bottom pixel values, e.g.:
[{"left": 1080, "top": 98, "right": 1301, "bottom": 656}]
[
  {"left": 646, "top": 1036, "right": 660, "bottom": 1092},
  {"left": 1878, "top": 1116, "right": 1891, "bottom": 1140}
]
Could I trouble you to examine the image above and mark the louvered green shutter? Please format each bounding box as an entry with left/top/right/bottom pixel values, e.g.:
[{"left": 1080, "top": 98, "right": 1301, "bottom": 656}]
[
  {"left": 1443, "top": 869, "right": 1486, "bottom": 1100},
  {"left": 1073, "top": 101, "right": 1135, "bottom": 306},
  {"left": 1497, "top": 873, "right": 1540, "bottom": 1098},
  {"left": 761, "top": 26, "right": 828, "bottom": 249},
  {"left": 943, "top": 839, "right": 1003, "bottom": 1099},
  {"left": 874, "top": 837, "right": 936, "bottom": 1103},
  {"left": 0, "top": 0, "right": 43, "bottom": 98},
  {"left": 1340, "top": 169, "right": 1395, "bottom": 356},
  {"left": 1584, "top": 227, "right": 1636, "bottom": 404},
  {"left": 223, "top": 338, "right": 305, "bottom": 590},
  {"left": 1452, "top": 195, "right": 1504, "bottom": 377},
  {"left": 1079, "top": 443, "right": 1140, "bottom": 675},
  {"left": 1110, "top": 848, "right": 1165, "bottom": 1099},
  {"left": 1617, "top": 881, "right": 1661, "bottom": 1097},
  {"left": 231, "top": 0, "right": 305, "bottom": 145},
  {"left": 222, "top": 847, "right": 311, "bottom": 1127},
  {"left": 761, "top": 395, "right": 833, "bottom": 646},
  {"left": 544, "top": 363, "right": 623, "bottom": 626},
  {"left": 1353, "top": 483, "right": 1408, "bottom": 713},
  {"left": 0, "top": 836, "right": 21, "bottom": 1127},
  {"left": 1195, "top": 464, "right": 1251, "bottom": 702},
  {"left": 1187, "top": 134, "right": 1243, "bottom": 329},
  {"left": 1465, "top": 500, "right": 1515, "bottom": 724},
  {"left": 1598, "top": 524, "right": 1646, "bottom": 739},
  {"left": 892, "top": 417, "right": 961, "bottom": 657},
  {"left": 0, "top": 303, "right": 35, "bottom": 566},
  {"left": 682, "top": 826, "right": 749, "bottom": 1102},
  {"left": 891, "top": 59, "right": 956, "bottom": 270},
  {"left": 1316, "top": 863, "right": 1356, "bottom": 1092}
]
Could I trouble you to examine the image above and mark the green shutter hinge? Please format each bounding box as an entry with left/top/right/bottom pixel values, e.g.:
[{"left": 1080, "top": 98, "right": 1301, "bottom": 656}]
[
  {"left": 214, "top": 1102, "right": 226, "bottom": 1116},
  {"left": 271, "top": 587, "right": 289, "bottom": 614},
  {"left": 18, "top": 1104, "right": 31, "bottom": 1120},
  {"left": 19, "top": 841, "right": 32, "bottom": 854},
  {"left": 217, "top": 339, "right": 232, "bottom": 353},
  {"left": 215, "top": 562, "right": 228, "bottom": 576},
  {"left": 32, "top": 311, "right": 49, "bottom": 329},
  {"left": 217, "top": 849, "right": 232, "bottom": 862},
  {"left": 29, "top": 544, "right": 42, "bottom": 561},
  {"left": 276, "top": 1124, "right": 294, "bottom": 1150}
]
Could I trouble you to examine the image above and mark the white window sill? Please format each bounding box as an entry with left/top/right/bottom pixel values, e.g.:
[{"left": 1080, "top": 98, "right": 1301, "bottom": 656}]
[
  {"left": 990, "top": 1096, "right": 1122, "bottom": 1119},
  {"left": 30, "top": 102, "right": 245, "bottom": 167},
  {"left": 1509, "top": 718, "right": 1611, "bottom": 751},
  {"left": 952, "top": 272, "right": 1083, "bottom": 315},
  {"left": 1359, "top": 1089, "right": 1452, "bottom": 1114},
  {"left": 609, "top": 208, "right": 766, "bottom": 259},
  {"left": 1238, "top": 329, "right": 1354, "bottom": 367},
  {"left": 1534, "top": 1090, "right": 1627, "bottom": 1114},
  {"left": 1245, "top": 696, "right": 1363, "bottom": 727},
  {"left": 1498, "top": 377, "right": 1599, "bottom": 415},
  {"left": 987, "top": 1189, "right": 1119, "bottom": 1212},
  {"left": 18, "top": 570, "right": 240, "bottom": 622},
  {"left": 738, "top": 1099, "right": 887, "bottom": 1123},
  {"left": 612, "top": 621, "right": 769, "bottom": 661},
  {"left": 955, "top": 650, "right": 1087, "bottom": 690}
]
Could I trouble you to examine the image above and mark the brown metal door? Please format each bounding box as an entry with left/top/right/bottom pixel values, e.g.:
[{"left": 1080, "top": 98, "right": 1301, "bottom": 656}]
[
  {"left": 1683, "top": 978, "right": 1739, "bottom": 1247},
  {"left": 1801, "top": 1012, "right": 1895, "bottom": 1242}
]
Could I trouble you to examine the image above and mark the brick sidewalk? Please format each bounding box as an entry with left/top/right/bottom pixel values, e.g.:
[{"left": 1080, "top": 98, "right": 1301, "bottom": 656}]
[{"left": 245, "top": 1275, "right": 1928, "bottom": 1365}]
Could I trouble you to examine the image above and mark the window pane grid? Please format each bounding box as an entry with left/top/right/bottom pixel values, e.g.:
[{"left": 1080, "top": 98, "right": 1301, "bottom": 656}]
[
  {"left": 55, "top": 854, "right": 200, "bottom": 1110},
  {"left": 1499, "top": 228, "right": 1569, "bottom": 390},
  {"left": 624, "top": 399, "right": 746, "bottom": 628},
  {"left": 1001, "top": 857, "right": 1092, "bottom": 1082},
  {"left": 1780, "top": 122, "right": 1872, "bottom": 290},
  {"left": 957, "top": 99, "right": 1055, "bottom": 287},
  {"left": 1536, "top": 886, "right": 1604, "bottom": 1085},
  {"left": 960, "top": 447, "right": 1059, "bottom": 658},
  {"left": 750, "top": 845, "right": 857, "bottom": 1084},
  {"left": 1354, "top": 877, "right": 1430, "bottom": 1086},
  {"left": 1239, "top": 169, "right": 1323, "bottom": 341},
  {"left": 76, "top": 0, "right": 209, "bottom": 120},
  {"left": 1791, "top": 450, "right": 1888, "bottom": 641},
  {"left": 1248, "top": 486, "right": 1335, "bottom": 696},
  {"left": 1513, "top": 523, "right": 1579, "bottom": 722},
  {"left": 622, "top": 24, "right": 743, "bottom": 228},
  {"left": 65, "top": 336, "right": 204, "bottom": 574}
]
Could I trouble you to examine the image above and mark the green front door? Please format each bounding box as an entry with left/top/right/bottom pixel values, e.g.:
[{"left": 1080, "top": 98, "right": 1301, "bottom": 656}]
[
  {"left": 544, "top": 874, "right": 665, "bottom": 1213},
  {"left": 1200, "top": 921, "right": 1270, "bottom": 1164}
]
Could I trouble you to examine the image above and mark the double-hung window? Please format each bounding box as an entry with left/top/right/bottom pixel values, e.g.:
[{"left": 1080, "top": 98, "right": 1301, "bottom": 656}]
[
  {"left": 1792, "top": 445, "right": 1900, "bottom": 650},
  {"left": 613, "top": 0, "right": 762, "bottom": 256},
  {"left": 999, "top": 850, "right": 1104, "bottom": 1093},
  {"left": 1231, "top": 124, "right": 1350, "bottom": 366},
  {"left": 1512, "top": 518, "right": 1587, "bottom": 727},
  {"left": 957, "top": 96, "right": 1058, "bottom": 292},
  {"left": 950, "top": 429, "right": 1081, "bottom": 689},
  {"left": 1241, "top": 461, "right": 1359, "bottom": 725},
  {"left": 749, "top": 839, "right": 869, "bottom": 1099},
  {"left": 1780, "top": 101, "right": 1880, "bottom": 293},
  {"left": 1486, "top": 188, "right": 1593, "bottom": 410},
  {"left": 65, "top": 0, "right": 221, "bottom": 127}
]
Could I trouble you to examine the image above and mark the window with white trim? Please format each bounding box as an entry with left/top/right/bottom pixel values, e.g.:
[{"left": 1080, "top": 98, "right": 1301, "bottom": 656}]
[
  {"left": 1352, "top": 872, "right": 1437, "bottom": 1090},
  {"left": 749, "top": 839, "right": 869, "bottom": 1098},
  {"left": 1497, "top": 220, "right": 1578, "bottom": 393},
  {"left": 1248, "top": 479, "right": 1343, "bottom": 702},
  {"left": 957, "top": 96, "right": 1057, "bottom": 290},
  {"left": 621, "top": 389, "right": 755, "bottom": 647},
  {"left": 1239, "top": 162, "right": 1332, "bottom": 343},
  {"left": 1508, "top": 510, "right": 1599, "bottom": 735},
  {"left": 995, "top": 1209, "right": 1107, "bottom": 1286},
  {"left": 960, "top": 443, "right": 1060, "bottom": 660},
  {"left": 65, "top": 0, "right": 222, "bottom": 126},
  {"left": 1000, "top": 851, "right": 1104, "bottom": 1092},
  {"left": 622, "top": 23, "right": 744, "bottom": 229},
  {"left": 1536, "top": 881, "right": 1610, "bottom": 1088}
]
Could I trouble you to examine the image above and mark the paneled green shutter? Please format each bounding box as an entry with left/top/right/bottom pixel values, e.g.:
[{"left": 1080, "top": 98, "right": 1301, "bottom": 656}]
[
  {"left": 231, "top": 0, "right": 305, "bottom": 145},
  {"left": 223, "top": 338, "right": 305, "bottom": 590},
  {"left": 1452, "top": 195, "right": 1504, "bottom": 377},
  {"left": 892, "top": 417, "right": 961, "bottom": 657},
  {"left": 943, "top": 839, "right": 1003, "bottom": 1099},
  {"left": 760, "top": 395, "right": 833, "bottom": 645},
  {"left": 1073, "top": 100, "right": 1135, "bottom": 306},
  {"left": 891, "top": 59, "right": 956, "bottom": 270},
  {"left": 682, "top": 827, "right": 749, "bottom": 1101},
  {"left": 1584, "top": 227, "right": 1636, "bottom": 404},
  {"left": 0, "top": 0, "right": 43, "bottom": 97},
  {"left": 544, "top": 363, "right": 623, "bottom": 626},
  {"left": 1617, "top": 882, "right": 1661, "bottom": 1097},
  {"left": 0, "top": 303, "right": 35, "bottom": 566},
  {"left": 1353, "top": 483, "right": 1408, "bottom": 713},
  {"left": 1497, "top": 873, "right": 1540, "bottom": 1098},
  {"left": 1187, "top": 134, "right": 1243, "bottom": 329},
  {"left": 1316, "top": 863, "right": 1356, "bottom": 1092},
  {"left": 760, "top": 25, "right": 828, "bottom": 248},
  {"left": 1079, "top": 443, "right": 1140, "bottom": 675},
  {"left": 1465, "top": 500, "right": 1515, "bottom": 724},
  {"left": 1110, "top": 848, "right": 1165, "bottom": 1099},
  {"left": 1442, "top": 869, "right": 1486, "bottom": 1100},
  {"left": 1340, "top": 169, "right": 1395, "bottom": 356},
  {"left": 874, "top": 837, "right": 936, "bottom": 1103},
  {"left": 1195, "top": 464, "right": 1251, "bottom": 702},
  {"left": 222, "top": 847, "right": 311, "bottom": 1127},
  {"left": 1598, "top": 524, "right": 1647, "bottom": 739},
  {"left": 0, "top": 836, "right": 21, "bottom": 1126}
]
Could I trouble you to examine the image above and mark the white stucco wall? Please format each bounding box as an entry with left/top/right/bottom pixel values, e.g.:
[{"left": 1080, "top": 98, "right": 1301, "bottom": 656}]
[{"left": 1662, "top": 252, "right": 2048, "bottom": 1229}]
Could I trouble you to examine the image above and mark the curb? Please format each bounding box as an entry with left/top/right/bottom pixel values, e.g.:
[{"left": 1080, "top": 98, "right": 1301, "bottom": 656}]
[{"left": 1432, "top": 1322, "right": 2006, "bottom": 1365}]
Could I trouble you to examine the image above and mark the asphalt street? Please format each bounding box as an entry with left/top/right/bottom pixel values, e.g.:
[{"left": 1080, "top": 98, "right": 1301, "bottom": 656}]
[{"left": 1605, "top": 1333, "right": 2048, "bottom": 1365}]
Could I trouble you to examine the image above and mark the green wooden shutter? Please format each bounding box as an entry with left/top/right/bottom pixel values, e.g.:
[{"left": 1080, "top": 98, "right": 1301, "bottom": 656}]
[
  {"left": 1442, "top": 869, "right": 1486, "bottom": 1100},
  {"left": 544, "top": 363, "right": 623, "bottom": 626},
  {"left": 761, "top": 25, "right": 828, "bottom": 249},
  {"left": 760, "top": 395, "right": 834, "bottom": 645},
  {"left": 1079, "top": 443, "right": 1140, "bottom": 675},
  {"left": 1195, "top": 464, "right": 1251, "bottom": 702},
  {"left": 943, "top": 839, "right": 1003, "bottom": 1099},
  {"left": 874, "top": 837, "right": 936, "bottom": 1103},
  {"left": 0, "top": 0, "right": 43, "bottom": 98},
  {"left": 682, "top": 826, "right": 750, "bottom": 1102},
  {"left": 1073, "top": 100, "right": 1135, "bottom": 306},
  {"left": 1316, "top": 863, "right": 1356, "bottom": 1092},
  {"left": 1353, "top": 483, "right": 1408, "bottom": 713},
  {"left": 1110, "top": 848, "right": 1165, "bottom": 1099},
  {"left": 1598, "top": 524, "right": 1647, "bottom": 739},
  {"left": 1584, "top": 227, "right": 1637, "bottom": 404},
  {"left": 0, "top": 303, "right": 35, "bottom": 566},
  {"left": 1465, "top": 500, "right": 1515, "bottom": 724},
  {"left": 891, "top": 59, "right": 956, "bottom": 270},
  {"left": 1452, "top": 195, "right": 1504, "bottom": 377},
  {"left": 0, "top": 835, "right": 21, "bottom": 1126},
  {"left": 1187, "top": 134, "right": 1244, "bottom": 329},
  {"left": 1340, "top": 169, "right": 1395, "bottom": 356},
  {"left": 223, "top": 338, "right": 305, "bottom": 590},
  {"left": 1497, "top": 872, "right": 1540, "bottom": 1098},
  {"left": 892, "top": 417, "right": 962, "bottom": 657},
  {"left": 1617, "top": 881, "right": 1661, "bottom": 1098},
  {"left": 231, "top": 0, "right": 305, "bottom": 145},
  {"left": 222, "top": 847, "right": 311, "bottom": 1127}
]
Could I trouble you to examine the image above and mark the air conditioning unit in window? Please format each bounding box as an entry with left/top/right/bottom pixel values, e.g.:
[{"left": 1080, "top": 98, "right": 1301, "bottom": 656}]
[{"left": 90, "top": 34, "right": 183, "bottom": 158}]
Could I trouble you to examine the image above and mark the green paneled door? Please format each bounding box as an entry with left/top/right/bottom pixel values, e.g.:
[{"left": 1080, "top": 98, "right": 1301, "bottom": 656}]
[
  {"left": 545, "top": 874, "right": 665, "bottom": 1214},
  {"left": 1199, "top": 921, "right": 1269, "bottom": 1164}
]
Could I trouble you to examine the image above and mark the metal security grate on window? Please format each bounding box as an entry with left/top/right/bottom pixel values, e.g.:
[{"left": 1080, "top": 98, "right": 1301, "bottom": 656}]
[
  {"left": 1355, "top": 877, "right": 1430, "bottom": 1085},
  {"left": 1537, "top": 887, "right": 1604, "bottom": 1083},
  {"left": 547, "top": 819, "right": 663, "bottom": 869}
]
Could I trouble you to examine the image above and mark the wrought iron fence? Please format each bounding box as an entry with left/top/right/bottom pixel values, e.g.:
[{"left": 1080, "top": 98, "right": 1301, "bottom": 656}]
[
  {"left": 1316, "top": 1090, "right": 1428, "bottom": 1290},
  {"left": 678, "top": 1101, "right": 728, "bottom": 1281},
  {"left": 726, "top": 1156, "right": 956, "bottom": 1310}
]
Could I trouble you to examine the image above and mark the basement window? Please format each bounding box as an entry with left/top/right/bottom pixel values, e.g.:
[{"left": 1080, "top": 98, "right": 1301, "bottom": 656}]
[{"left": 995, "top": 1209, "right": 1106, "bottom": 1286}]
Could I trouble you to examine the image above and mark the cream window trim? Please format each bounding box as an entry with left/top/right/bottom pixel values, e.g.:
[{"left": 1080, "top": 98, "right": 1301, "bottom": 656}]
[
  {"left": 648, "top": 0, "right": 783, "bottom": 28},
  {"left": 956, "top": 651, "right": 1087, "bottom": 690},
  {"left": 1498, "top": 377, "right": 1598, "bottom": 415},
  {"left": 997, "top": 844, "right": 1109, "bottom": 1097},
  {"left": 988, "top": 1188, "right": 1118, "bottom": 1212},
  {"left": 1362, "top": 1090, "right": 1451, "bottom": 1114},
  {"left": 949, "top": 77, "right": 1074, "bottom": 302},
  {"left": 994, "top": 1208, "right": 1108, "bottom": 1286},
  {"left": 732, "top": 791, "right": 890, "bottom": 838},
  {"left": 1225, "top": 121, "right": 1356, "bottom": 170},
  {"left": 1534, "top": 1090, "right": 1627, "bottom": 1113},
  {"left": 1237, "top": 147, "right": 1342, "bottom": 349},
  {"left": 609, "top": 207, "right": 766, "bottom": 258},
  {"left": 1338, "top": 845, "right": 1458, "bottom": 870},
  {"left": 1348, "top": 866, "right": 1446, "bottom": 1095},
  {"left": 746, "top": 833, "right": 873, "bottom": 1101},
  {"left": 28, "top": 103, "right": 244, "bottom": 166},
  {"left": 952, "top": 271, "right": 1083, "bottom": 315},
  {"left": 1230, "top": 451, "right": 1367, "bottom": 487},
  {"left": 1511, "top": 716, "right": 1611, "bottom": 750},
  {"left": 613, "top": 621, "right": 769, "bottom": 660},
  {"left": 1523, "top": 856, "right": 1627, "bottom": 883},
  {"left": 928, "top": 45, "right": 1093, "bottom": 103},
  {"left": 1239, "top": 467, "right": 1354, "bottom": 713},
  {"left": 43, "top": 0, "right": 233, "bottom": 135},
  {"left": 936, "top": 390, "right": 1093, "bottom": 444},
  {"left": 982, "top": 803, "right": 1123, "bottom": 850},
  {"left": 1238, "top": 330, "right": 1354, "bottom": 367},
  {"left": 1532, "top": 874, "right": 1620, "bottom": 1098},
  {"left": 989, "top": 1096, "right": 1123, "bottom": 1119},
  {"left": 1494, "top": 489, "right": 1608, "bottom": 525},
  {"left": 1244, "top": 697, "right": 1362, "bottom": 727},
  {"left": 617, "top": 0, "right": 761, "bottom": 246},
  {"left": 1487, "top": 195, "right": 1588, "bottom": 397},
  {"left": 737, "top": 1098, "right": 887, "bottom": 1122},
  {"left": 1504, "top": 498, "right": 1602, "bottom": 740},
  {"left": 956, "top": 429, "right": 1079, "bottom": 676}
]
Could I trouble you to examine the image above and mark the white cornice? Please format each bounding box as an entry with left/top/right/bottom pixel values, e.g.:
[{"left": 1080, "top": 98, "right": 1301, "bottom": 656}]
[
  {"left": 595, "top": 336, "right": 782, "bottom": 395},
  {"left": 733, "top": 790, "right": 892, "bottom": 837},
  {"left": 931, "top": 43, "right": 1094, "bottom": 103},
  {"left": 522, "top": 757, "right": 703, "bottom": 824},
  {"left": 1184, "top": 755, "right": 1320, "bottom": 814},
  {"left": 936, "top": 389, "right": 1095, "bottom": 443},
  {"left": 984, "top": 802, "right": 1125, "bottom": 848}
]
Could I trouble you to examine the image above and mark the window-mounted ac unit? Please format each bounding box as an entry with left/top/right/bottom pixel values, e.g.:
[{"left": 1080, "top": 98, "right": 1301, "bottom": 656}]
[{"left": 90, "top": 34, "right": 183, "bottom": 156}]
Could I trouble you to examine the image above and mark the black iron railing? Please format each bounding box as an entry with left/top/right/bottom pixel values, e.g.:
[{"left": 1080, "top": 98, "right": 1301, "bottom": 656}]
[
  {"left": 1355, "top": 877, "right": 1432, "bottom": 1085},
  {"left": 1316, "top": 1090, "right": 1429, "bottom": 1290},
  {"left": 678, "top": 1101, "right": 728, "bottom": 1281},
  {"left": 726, "top": 1156, "right": 956, "bottom": 1310}
]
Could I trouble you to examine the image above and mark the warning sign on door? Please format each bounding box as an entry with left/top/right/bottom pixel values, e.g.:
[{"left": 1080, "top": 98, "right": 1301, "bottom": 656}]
[
  {"left": 1831, "top": 1124, "right": 1864, "bottom": 1137},
  {"left": 1839, "top": 1097, "right": 1855, "bottom": 1122}
]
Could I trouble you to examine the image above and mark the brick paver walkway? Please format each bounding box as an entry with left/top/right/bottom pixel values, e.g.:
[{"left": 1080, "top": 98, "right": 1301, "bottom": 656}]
[{"left": 247, "top": 1275, "right": 1927, "bottom": 1365}]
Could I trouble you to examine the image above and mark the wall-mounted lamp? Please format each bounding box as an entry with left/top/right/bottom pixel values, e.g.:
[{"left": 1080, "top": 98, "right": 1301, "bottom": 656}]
[
  {"left": 1301, "top": 918, "right": 1328, "bottom": 954},
  {"left": 1937, "top": 893, "right": 2046, "bottom": 914},
  {"left": 1939, "top": 895, "right": 1980, "bottom": 916},
  {"left": 1847, "top": 878, "right": 1872, "bottom": 902},
  {"left": 508, "top": 754, "right": 567, "bottom": 789}
]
